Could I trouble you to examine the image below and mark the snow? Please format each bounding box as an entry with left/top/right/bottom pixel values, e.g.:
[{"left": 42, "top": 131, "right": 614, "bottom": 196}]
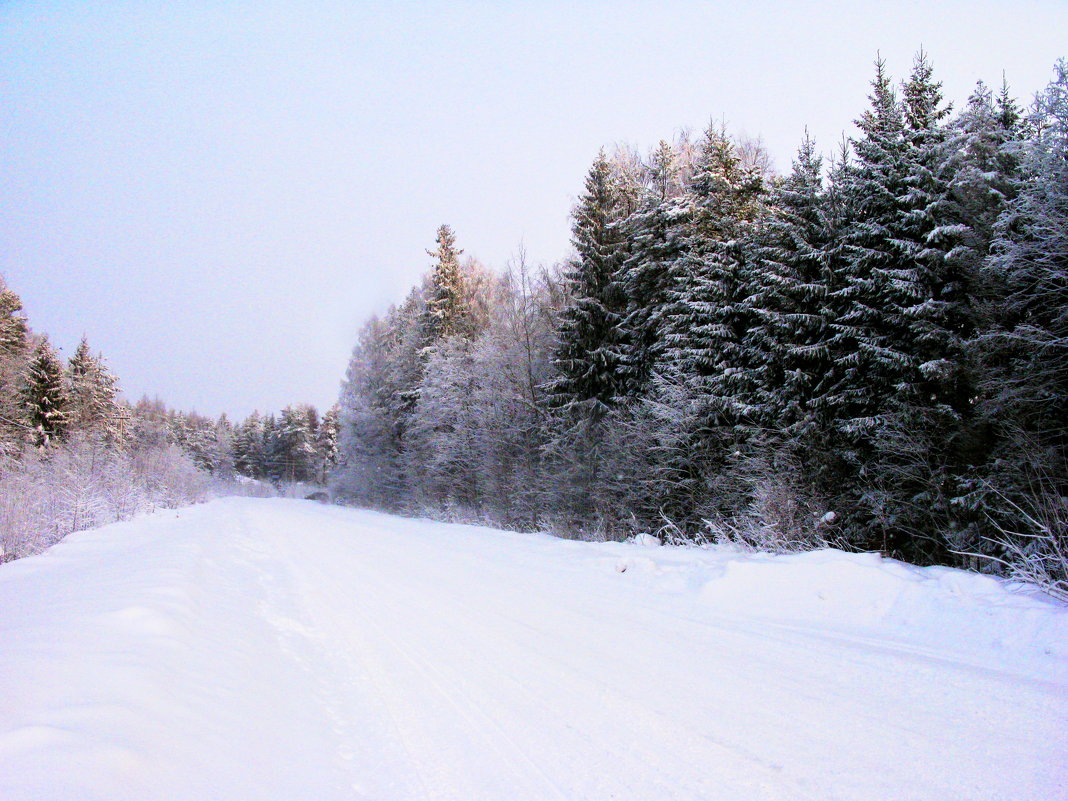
[{"left": 1, "top": 498, "right": 1065, "bottom": 801}]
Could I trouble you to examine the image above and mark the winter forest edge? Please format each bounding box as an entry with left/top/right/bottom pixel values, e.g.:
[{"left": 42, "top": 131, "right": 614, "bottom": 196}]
[
  {"left": 2, "top": 53, "right": 1066, "bottom": 601},
  {"left": 333, "top": 55, "right": 1068, "bottom": 599}
]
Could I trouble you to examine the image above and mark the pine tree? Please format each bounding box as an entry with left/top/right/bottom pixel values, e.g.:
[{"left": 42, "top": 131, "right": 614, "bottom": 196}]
[{"left": 24, "top": 337, "right": 70, "bottom": 449}]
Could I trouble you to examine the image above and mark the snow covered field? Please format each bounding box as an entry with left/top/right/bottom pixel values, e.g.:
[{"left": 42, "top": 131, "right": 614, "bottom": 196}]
[{"left": 1, "top": 498, "right": 1065, "bottom": 801}]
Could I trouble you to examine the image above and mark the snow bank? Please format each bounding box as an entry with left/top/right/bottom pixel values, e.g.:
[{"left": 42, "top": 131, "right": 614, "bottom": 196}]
[{"left": 606, "top": 541, "right": 1068, "bottom": 681}]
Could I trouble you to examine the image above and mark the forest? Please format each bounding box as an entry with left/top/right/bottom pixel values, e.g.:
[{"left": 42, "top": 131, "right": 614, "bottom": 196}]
[{"left": 333, "top": 55, "right": 1068, "bottom": 597}]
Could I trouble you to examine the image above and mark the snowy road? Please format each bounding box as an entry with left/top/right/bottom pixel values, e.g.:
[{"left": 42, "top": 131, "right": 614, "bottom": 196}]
[{"left": 1, "top": 498, "right": 1066, "bottom": 800}]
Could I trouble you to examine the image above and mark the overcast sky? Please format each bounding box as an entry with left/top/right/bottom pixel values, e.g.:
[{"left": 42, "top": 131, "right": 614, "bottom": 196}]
[{"left": 1, "top": 1, "right": 1065, "bottom": 419}]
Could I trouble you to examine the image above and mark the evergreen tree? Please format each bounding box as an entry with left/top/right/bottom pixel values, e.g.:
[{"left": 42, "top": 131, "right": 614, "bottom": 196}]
[
  {"left": 0, "top": 279, "right": 30, "bottom": 453},
  {"left": 979, "top": 61, "right": 1068, "bottom": 482},
  {"left": 819, "top": 57, "right": 918, "bottom": 549},
  {"left": 67, "top": 336, "right": 123, "bottom": 442},
  {"left": 548, "top": 150, "right": 634, "bottom": 413},
  {"left": 210, "top": 413, "right": 236, "bottom": 478},
  {"left": 405, "top": 338, "right": 480, "bottom": 510},
  {"left": 261, "top": 413, "right": 284, "bottom": 482},
  {"left": 316, "top": 404, "right": 339, "bottom": 483},
  {"left": 544, "top": 151, "right": 637, "bottom": 522},
  {"left": 234, "top": 411, "right": 266, "bottom": 478},
  {"left": 874, "top": 52, "right": 973, "bottom": 551},
  {"left": 335, "top": 314, "right": 409, "bottom": 507},
  {"left": 748, "top": 133, "right": 834, "bottom": 446},
  {"left": 0, "top": 280, "right": 28, "bottom": 357},
  {"left": 24, "top": 337, "right": 70, "bottom": 449},
  {"left": 945, "top": 80, "right": 1026, "bottom": 306},
  {"left": 660, "top": 123, "right": 766, "bottom": 395},
  {"left": 277, "top": 404, "right": 319, "bottom": 483},
  {"left": 422, "top": 225, "right": 469, "bottom": 343},
  {"left": 652, "top": 123, "right": 766, "bottom": 524},
  {"left": 620, "top": 140, "right": 688, "bottom": 394}
]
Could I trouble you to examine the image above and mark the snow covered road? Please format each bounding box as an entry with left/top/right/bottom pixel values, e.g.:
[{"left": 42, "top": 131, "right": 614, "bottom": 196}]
[{"left": 1, "top": 498, "right": 1066, "bottom": 800}]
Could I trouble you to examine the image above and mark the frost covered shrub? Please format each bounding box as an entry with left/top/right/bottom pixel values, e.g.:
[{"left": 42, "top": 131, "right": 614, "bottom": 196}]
[
  {"left": 0, "top": 435, "right": 209, "bottom": 562},
  {"left": 694, "top": 457, "right": 840, "bottom": 554},
  {"left": 972, "top": 480, "right": 1068, "bottom": 601},
  {"left": 989, "top": 495, "right": 1068, "bottom": 601}
]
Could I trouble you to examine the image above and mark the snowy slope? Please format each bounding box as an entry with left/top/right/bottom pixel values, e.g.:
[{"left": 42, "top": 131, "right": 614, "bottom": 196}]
[{"left": 0, "top": 498, "right": 1065, "bottom": 801}]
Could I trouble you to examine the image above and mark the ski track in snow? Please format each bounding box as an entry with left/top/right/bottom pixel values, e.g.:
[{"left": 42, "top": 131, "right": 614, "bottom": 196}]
[{"left": 1, "top": 497, "right": 1066, "bottom": 801}]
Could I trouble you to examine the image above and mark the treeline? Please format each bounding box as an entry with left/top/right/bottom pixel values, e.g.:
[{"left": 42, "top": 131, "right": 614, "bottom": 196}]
[
  {"left": 130, "top": 399, "right": 338, "bottom": 486},
  {"left": 0, "top": 279, "right": 209, "bottom": 560},
  {"left": 336, "top": 55, "right": 1066, "bottom": 593},
  {"left": 0, "top": 277, "right": 336, "bottom": 560}
]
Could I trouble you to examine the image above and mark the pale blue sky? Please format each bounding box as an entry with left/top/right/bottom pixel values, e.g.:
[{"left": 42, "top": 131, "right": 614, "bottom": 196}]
[{"left": 2, "top": 1, "right": 1065, "bottom": 418}]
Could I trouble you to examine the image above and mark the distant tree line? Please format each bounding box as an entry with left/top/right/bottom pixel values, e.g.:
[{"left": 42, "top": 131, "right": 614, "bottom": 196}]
[
  {"left": 334, "top": 55, "right": 1067, "bottom": 595},
  {"left": 0, "top": 278, "right": 336, "bottom": 561},
  {"left": 0, "top": 279, "right": 206, "bottom": 560},
  {"left": 127, "top": 399, "right": 339, "bottom": 487}
]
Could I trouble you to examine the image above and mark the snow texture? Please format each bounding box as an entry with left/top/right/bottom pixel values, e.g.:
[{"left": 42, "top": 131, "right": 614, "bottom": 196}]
[{"left": 1, "top": 498, "right": 1065, "bottom": 800}]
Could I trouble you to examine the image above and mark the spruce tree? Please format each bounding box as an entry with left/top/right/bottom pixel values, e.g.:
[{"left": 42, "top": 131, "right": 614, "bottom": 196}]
[
  {"left": 889, "top": 53, "right": 1004, "bottom": 554},
  {"left": 24, "top": 337, "right": 70, "bottom": 449},
  {"left": 234, "top": 411, "right": 266, "bottom": 479},
  {"left": 334, "top": 312, "right": 411, "bottom": 507},
  {"left": 544, "top": 151, "right": 637, "bottom": 522},
  {"left": 67, "top": 336, "right": 122, "bottom": 441},
  {"left": 547, "top": 150, "right": 633, "bottom": 413},
  {"left": 316, "top": 404, "right": 340, "bottom": 483},
  {"left": 0, "top": 281, "right": 28, "bottom": 357},
  {"left": 422, "top": 225, "right": 469, "bottom": 344},
  {"left": 652, "top": 124, "right": 766, "bottom": 524},
  {"left": 620, "top": 140, "right": 688, "bottom": 395},
  {"left": 945, "top": 80, "right": 1025, "bottom": 298},
  {"left": 211, "top": 413, "right": 236, "bottom": 478},
  {"left": 818, "top": 58, "right": 920, "bottom": 549},
  {"left": 659, "top": 123, "right": 765, "bottom": 399},
  {"left": 278, "top": 405, "right": 319, "bottom": 483},
  {"left": 980, "top": 61, "right": 1068, "bottom": 478},
  {"left": 748, "top": 133, "right": 834, "bottom": 448},
  {"left": 0, "top": 279, "right": 30, "bottom": 452}
]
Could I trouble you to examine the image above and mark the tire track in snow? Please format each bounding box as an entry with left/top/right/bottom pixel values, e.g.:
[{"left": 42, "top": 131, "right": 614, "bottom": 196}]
[{"left": 302, "top": 515, "right": 822, "bottom": 801}]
